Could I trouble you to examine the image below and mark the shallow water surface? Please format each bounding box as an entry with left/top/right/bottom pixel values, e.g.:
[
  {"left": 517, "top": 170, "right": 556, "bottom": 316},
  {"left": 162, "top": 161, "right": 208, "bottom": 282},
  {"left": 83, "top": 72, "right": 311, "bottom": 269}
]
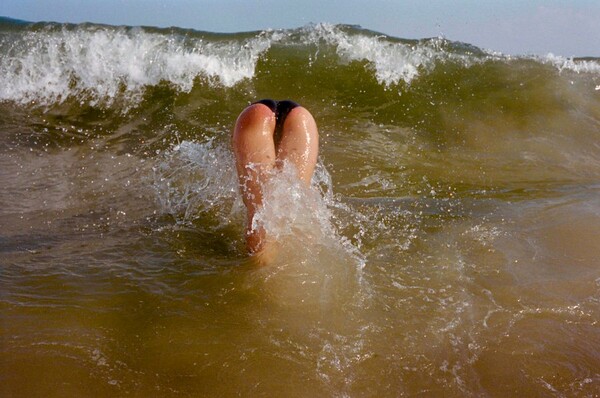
[{"left": 1, "top": 19, "right": 600, "bottom": 397}]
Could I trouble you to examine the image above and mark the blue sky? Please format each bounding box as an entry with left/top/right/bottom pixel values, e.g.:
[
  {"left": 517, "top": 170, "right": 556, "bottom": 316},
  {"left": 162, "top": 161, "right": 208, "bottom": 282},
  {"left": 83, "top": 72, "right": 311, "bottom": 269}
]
[{"left": 1, "top": 0, "right": 599, "bottom": 56}]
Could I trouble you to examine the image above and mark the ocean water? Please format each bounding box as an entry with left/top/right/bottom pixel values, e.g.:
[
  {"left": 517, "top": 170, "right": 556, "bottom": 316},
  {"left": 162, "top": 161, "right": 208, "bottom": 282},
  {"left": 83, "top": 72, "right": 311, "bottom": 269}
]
[{"left": 1, "top": 17, "right": 600, "bottom": 397}]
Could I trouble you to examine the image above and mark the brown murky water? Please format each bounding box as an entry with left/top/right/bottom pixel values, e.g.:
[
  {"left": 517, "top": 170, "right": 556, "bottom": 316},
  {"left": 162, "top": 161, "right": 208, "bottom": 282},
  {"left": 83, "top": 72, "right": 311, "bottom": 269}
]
[{"left": 1, "top": 21, "right": 600, "bottom": 397}]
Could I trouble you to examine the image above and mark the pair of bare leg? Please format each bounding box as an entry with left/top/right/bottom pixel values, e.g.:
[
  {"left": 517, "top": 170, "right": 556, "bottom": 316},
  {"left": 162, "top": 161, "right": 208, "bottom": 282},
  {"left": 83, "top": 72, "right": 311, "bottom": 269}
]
[{"left": 232, "top": 102, "right": 319, "bottom": 258}]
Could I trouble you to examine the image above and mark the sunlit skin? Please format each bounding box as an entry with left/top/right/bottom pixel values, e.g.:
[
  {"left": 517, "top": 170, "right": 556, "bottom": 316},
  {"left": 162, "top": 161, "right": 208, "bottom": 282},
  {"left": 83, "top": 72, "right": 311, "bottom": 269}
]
[{"left": 232, "top": 102, "right": 319, "bottom": 260}]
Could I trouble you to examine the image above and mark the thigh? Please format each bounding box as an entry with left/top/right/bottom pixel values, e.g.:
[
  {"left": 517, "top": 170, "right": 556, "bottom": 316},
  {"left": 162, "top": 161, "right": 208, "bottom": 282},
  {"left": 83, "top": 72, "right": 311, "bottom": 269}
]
[{"left": 276, "top": 106, "right": 319, "bottom": 185}]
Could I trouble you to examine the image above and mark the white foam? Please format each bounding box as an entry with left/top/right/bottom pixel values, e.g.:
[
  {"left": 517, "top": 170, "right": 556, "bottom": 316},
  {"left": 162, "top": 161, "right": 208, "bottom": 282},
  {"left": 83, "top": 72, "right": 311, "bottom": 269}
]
[
  {"left": 242, "top": 162, "right": 367, "bottom": 312},
  {"left": 302, "top": 24, "right": 600, "bottom": 87},
  {"left": 0, "top": 26, "right": 277, "bottom": 107},
  {"left": 153, "top": 139, "right": 365, "bottom": 265},
  {"left": 540, "top": 53, "right": 600, "bottom": 75},
  {"left": 302, "top": 23, "right": 480, "bottom": 87},
  {"left": 252, "top": 162, "right": 337, "bottom": 242},
  {"left": 5, "top": 23, "right": 596, "bottom": 106},
  {"left": 152, "top": 139, "right": 241, "bottom": 224},
  {"left": 308, "top": 24, "right": 424, "bottom": 86}
]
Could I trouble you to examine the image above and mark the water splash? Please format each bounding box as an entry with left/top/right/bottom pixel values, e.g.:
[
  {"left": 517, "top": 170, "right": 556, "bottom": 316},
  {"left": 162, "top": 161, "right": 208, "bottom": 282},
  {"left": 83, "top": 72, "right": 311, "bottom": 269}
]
[
  {"left": 153, "top": 139, "right": 365, "bottom": 267},
  {"left": 152, "top": 138, "right": 241, "bottom": 225}
]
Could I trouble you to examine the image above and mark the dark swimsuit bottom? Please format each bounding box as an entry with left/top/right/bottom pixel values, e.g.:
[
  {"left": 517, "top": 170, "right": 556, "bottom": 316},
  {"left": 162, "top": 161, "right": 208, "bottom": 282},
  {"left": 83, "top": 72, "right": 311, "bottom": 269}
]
[{"left": 253, "top": 99, "right": 300, "bottom": 139}]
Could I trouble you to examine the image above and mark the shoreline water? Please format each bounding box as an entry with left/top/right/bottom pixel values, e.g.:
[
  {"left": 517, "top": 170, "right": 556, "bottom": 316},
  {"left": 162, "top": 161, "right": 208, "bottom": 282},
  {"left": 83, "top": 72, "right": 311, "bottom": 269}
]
[{"left": 1, "top": 19, "right": 600, "bottom": 397}]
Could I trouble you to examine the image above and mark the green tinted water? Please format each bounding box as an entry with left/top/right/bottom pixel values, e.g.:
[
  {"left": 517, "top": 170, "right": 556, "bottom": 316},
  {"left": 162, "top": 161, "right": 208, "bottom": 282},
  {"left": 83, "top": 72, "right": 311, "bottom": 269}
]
[{"left": 1, "top": 21, "right": 600, "bottom": 397}]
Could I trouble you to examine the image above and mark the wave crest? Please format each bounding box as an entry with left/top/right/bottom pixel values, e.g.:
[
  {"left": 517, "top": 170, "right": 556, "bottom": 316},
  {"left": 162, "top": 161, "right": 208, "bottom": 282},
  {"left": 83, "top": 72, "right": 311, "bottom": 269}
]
[
  {"left": 1, "top": 21, "right": 599, "bottom": 110},
  {"left": 0, "top": 25, "right": 277, "bottom": 107}
]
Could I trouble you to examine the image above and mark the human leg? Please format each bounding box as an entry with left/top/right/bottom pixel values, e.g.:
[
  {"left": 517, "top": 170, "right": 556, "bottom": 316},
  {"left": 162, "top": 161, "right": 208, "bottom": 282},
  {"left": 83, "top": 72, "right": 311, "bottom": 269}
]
[
  {"left": 276, "top": 106, "right": 319, "bottom": 185},
  {"left": 232, "top": 103, "right": 276, "bottom": 253},
  {"left": 232, "top": 101, "right": 319, "bottom": 257}
]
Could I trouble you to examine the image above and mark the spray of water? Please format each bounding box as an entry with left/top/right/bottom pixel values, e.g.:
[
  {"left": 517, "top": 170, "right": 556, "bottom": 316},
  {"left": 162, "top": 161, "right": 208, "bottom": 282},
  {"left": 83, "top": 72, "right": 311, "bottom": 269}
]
[{"left": 153, "top": 138, "right": 365, "bottom": 268}]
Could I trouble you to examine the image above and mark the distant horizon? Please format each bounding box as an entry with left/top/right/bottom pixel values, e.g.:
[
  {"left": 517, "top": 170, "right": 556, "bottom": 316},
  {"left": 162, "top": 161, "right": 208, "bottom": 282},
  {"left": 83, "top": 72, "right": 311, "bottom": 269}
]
[{"left": 1, "top": 1, "right": 599, "bottom": 57}]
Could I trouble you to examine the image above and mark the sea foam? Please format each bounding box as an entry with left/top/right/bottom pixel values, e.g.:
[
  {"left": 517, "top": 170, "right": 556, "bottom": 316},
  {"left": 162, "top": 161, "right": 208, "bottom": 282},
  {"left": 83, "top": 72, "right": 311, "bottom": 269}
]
[
  {"left": 302, "top": 23, "right": 487, "bottom": 87},
  {"left": 0, "top": 26, "right": 277, "bottom": 107},
  {"left": 540, "top": 53, "right": 600, "bottom": 74},
  {"left": 2, "top": 22, "right": 598, "bottom": 110}
]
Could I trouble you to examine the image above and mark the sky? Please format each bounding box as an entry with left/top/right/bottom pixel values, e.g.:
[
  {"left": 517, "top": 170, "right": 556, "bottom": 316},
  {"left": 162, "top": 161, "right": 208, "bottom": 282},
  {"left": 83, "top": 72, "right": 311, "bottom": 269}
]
[{"left": 1, "top": 0, "right": 599, "bottom": 57}]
